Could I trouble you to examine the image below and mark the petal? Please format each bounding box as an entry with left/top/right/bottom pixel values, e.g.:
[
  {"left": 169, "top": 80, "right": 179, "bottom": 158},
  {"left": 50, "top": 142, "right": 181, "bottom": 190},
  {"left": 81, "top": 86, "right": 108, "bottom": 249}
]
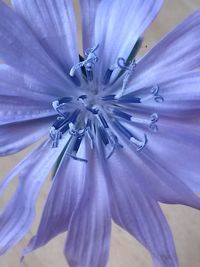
[
  {"left": 12, "top": 0, "right": 80, "bottom": 79},
  {"left": 108, "top": 171, "right": 178, "bottom": 267},
  {"left": 124, "top": 71, "right": 200, "bottom": 192},
  {"left": 154, "top": 71, "right": 200, "bottom": 116},
  {"left": 22, "top": 141, "right": 87, "bottom": 255},
  {"left": 146, "top": 119, "right": 200, "bottom": 193},
  {"left": 0, "top": 140, "right": 49, "bottom": 196},
  {"left": 0, "top": 138, "right": 67, "bottom": 255},
  {"left": 0, "top": 1, "right": 74, "bottom": 90},
  {"left": 79, "top": 0, "right": 100, "bottom": 51},
  {"left": 0, "top": 117, "right": 53, "bottom": 156},
  {"left": 130, "top": 10, "right": 200, "bottom": 89},
  {"left": 107, "top": 138, "right": 200, "bottom": 209},
  {"left": 126, "top": 70, "right": 200, "bottom": 115},
  {"left": 0, "top": 64, "right": 65, "bottom": 99},
  {"left": 93, "top": 0, "right": 163, "bottom": 81},
  {"left": 0, "top": 95, "right": 55, "bottom": 125},
  {"left": 64, "top": 147, "right": 111, "bottom": 267}
]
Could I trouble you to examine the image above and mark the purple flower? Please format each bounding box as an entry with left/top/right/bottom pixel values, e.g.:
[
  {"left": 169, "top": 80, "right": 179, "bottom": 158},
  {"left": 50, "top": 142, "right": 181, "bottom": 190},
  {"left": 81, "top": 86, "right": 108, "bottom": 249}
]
[{"left": 0, "top": 0, "right": 200, "bottom": 266}]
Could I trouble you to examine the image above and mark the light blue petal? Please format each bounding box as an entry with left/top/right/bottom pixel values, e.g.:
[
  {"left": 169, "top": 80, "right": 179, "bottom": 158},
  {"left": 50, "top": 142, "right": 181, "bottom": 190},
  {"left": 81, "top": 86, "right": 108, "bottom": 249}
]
[
  {"left": 12, "top": 0, "right": 81, "bottom": 81},
  {"left": 0, "top": 95, "right": 55, "bottom": 125},
  {"left": 107, "top": 139, "right": 200, "bottom": 209},
  {"left": 120, "top": 71, "right": 200, "bottom": 193},
  {"left": 92, "top": 0, "right": 163, "bottom": 82},
  {"left": 0, "top": 117, "right": 53, "bottom": 156},
  {"left": 0, "top": 64, "right": 66, "bottom": 99},
  {"left": 0, "top": 139, "right": 67, "bottom": 255},
  {"left": 108, "top": 170, "right": 179, "bottom": 267},
  {"left": 128, "top": 10, "right": 200, "bottom": 90},
  {"left": 22, "top": 141, "right": 87, "bottom": 255},
  {"left": 79, "top": 0, "right": 100, "bottom": 51},
  {"left": 64, "top": 147, "right": 111, "bottom": 267},
  {"left": 0, "top": 1, "right": 73, "bottom": 89}
]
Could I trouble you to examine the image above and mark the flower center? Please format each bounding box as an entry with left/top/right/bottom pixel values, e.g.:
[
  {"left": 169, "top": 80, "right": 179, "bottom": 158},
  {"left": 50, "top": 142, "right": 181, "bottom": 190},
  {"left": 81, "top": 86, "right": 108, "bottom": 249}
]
[{"left": 49, "top": 42, "right": 164, "bottom": 162}]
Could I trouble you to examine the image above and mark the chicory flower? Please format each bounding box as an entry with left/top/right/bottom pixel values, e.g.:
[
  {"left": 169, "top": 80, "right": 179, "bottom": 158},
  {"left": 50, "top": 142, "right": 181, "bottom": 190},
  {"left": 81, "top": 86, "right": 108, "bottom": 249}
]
[{"left": 0, "top": 0, "right": 200, "bottom": 266}]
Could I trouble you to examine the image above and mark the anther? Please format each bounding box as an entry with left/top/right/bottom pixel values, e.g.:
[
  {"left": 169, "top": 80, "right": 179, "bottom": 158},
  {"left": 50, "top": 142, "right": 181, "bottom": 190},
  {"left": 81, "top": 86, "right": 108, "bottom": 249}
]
[
  {"left": 115, "top": 58, "right": 136, "bottom": 98},
  {"left": 98, "top": 113, "right": 109, "bottom": 128},
  {"left": 117, "top": 94, "right": 141, "bottom": 104},
  {"left": 103, "top": 68, "right": 114, "bottom": 85},
  {"left": 113, "top": 109, "right": 132, "bottom": 121}
]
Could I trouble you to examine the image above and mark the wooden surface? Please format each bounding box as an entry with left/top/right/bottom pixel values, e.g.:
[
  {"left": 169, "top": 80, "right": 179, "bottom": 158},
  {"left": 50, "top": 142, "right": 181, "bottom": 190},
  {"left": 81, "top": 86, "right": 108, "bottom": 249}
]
[{"left": 1, "top": 0, "right": 200, "bottom": 266}]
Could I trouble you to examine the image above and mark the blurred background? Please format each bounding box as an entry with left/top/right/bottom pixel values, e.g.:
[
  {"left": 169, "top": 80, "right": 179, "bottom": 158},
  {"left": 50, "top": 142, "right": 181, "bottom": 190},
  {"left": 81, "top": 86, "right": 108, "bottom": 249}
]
[{"left": 1, "top": 0, "right": 200, "bottom": 266}]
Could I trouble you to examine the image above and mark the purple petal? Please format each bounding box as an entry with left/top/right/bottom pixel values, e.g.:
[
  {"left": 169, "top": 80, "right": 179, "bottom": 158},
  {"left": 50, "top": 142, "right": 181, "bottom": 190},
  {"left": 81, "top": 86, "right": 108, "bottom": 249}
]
[
  {"left": 79, "top": 0, "right": 100, "bottom": 51},
  {"left": 12, "top": 0, "right": 80, "bottom": 79},
  {"left": 125, "top": 71, "right": 200, "bottom": 192},
  {"left": 131, "top": 10, "right": 200, "bottom": 89},
  {"left": 64, "top": 148, "right": 111, "bottom": 267},
  {"left": 0, "top": 1, "right": 73, "bottom": 89},
  {"left": 127, "top": 70, "right": 200, "bottom": 115},
  {"left": 22, "top": 142, "right": 87, "bottom": 255},
  {"left": 0, "top": 95, "right": 55, "bottom": 125},
  {"left": 0, "top": 117, "right": 53, "bottom": 156},
  {"left": 0, "top": 141, "right": 49, "bottom": 196},
  {"left": 0, "top": 138, "right": 68, "bottom": 255},
  {"left": 146, "top": 119, "right": 200, "bottom": 193},
  {"left": 107, "top": 140, "right": 200, "bottom": 209},
  {"left": 108, "top": 171, "right": 178, "bottom": 267},
  {"left": 146, "top": 70, "right": 200, "bottom": 114},
  {"left": 0, "top": 64, "right": 65, "bottom": 99},
  {"left": 93, "top": 0, "right": 163, "bottom": 81}
]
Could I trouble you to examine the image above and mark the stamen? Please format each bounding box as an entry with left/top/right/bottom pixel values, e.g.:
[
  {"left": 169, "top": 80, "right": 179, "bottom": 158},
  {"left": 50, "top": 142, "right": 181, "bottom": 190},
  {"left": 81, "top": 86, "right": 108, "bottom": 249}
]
[
  {"left": 67, "top": 136, "right": 88, "bottom": 163},
  {"left": 98, "top": 126, "right": 109, "bottom": 146},
  {"left": 140, "top": 84, "right": 164, "bottom": 103},
  {"left": 106, "top": 130, "right": 123, "bottom": 159},
  {"left": 49, "top": 127, "right": 62, "bottom": 148},
  {"left": 49, "top": 109, "right": 81, "bottom": 148},
  {"left": 78, "top": 95, "right": 99, "bottom": 114},
  {"left": 57, "top": 97, "right": 73, "bottom": 104},
  {"left": 113, "top": 119, "right": 133, "bottom": 139},
  {"left": 86, "top": 120, "right": 94, "bottom": 149},
  {"left": 103, "top": 68, "right": 114, "bottom": 85},
  {"left": 113, "top": 119, "right": 148, "bottom": 151},
  {"left": 86, "top": 106, "right": 99, "bottom": 114},
  {"left": 117, "top": 94, "right": 141, "bottom": 104},
  {"left": 101, "top": 94, "right": 141, "bottom": 103},
  {"left": 102, "top": 95, "right": 116, "bottom": 101},
  {"left": 52, "top": 117, "right": 69, "bottom": 130},
  {"left": 130, "top": 134, "right": 148, "bottom": 152},
  {"left": 70, "top": 44, "right": 99, "bottom": 81},
  {"left": 113, "top": 109, "right": 159, "bottom": 134},
  {"left": 97, "top": 123, "right": 122, "bottom": 159},
  {"left": 113, "top": 109, "right": 132, "bottom": 121},
  {"left": 98, "top": 113, "right": 109, "bottom": 128},
  {"left": 52, "top": 97, "right": 73, "bottom": 117},
  {"left": 115, "top": 58, "right": 136, "bottom": 98},
  {"left": 69, "top": 125, "right": 85, "bottom": 137}
]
